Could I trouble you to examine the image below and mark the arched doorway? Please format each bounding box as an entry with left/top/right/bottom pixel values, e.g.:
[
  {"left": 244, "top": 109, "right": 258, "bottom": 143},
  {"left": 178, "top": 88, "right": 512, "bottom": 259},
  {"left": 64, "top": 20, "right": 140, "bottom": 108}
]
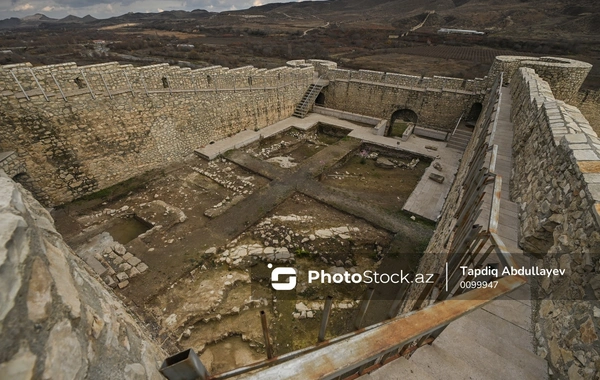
[
  {"left": 465, "top": 103, "right": 482, "bottom": 127},
  {"left": 315, "top": 92, "right": 325, "bottom": 106},
  {"left": 388, "top": 109, "right": 418, "bottom": 137}
]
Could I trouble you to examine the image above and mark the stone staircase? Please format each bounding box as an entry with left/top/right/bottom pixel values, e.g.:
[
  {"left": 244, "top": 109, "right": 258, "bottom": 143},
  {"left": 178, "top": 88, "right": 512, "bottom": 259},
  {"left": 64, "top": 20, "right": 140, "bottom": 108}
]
[
  {"left": 446, "top": 125, "right": 473, "bottom": 151},
  {"left": 293, "top": 82, "right": 325, "bottom": 118}
]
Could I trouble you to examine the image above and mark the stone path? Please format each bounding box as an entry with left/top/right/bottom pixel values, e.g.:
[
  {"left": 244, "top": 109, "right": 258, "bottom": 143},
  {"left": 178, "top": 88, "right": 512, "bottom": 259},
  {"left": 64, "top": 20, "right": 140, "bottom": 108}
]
[
  {"left": 224, "top": 140, "right": 420, "bottom": 236},
  {"left": 360, "top": 85, "right": 545, "bottom": 380},
  {"left": 477, "top": 86, "right": 522, "bottom": 254}
]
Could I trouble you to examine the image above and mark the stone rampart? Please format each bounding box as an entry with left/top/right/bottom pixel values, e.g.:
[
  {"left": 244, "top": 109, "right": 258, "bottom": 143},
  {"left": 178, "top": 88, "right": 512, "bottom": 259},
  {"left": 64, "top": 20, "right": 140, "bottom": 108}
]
[
  {"left": 509, "top": 67, "right": 600, "bottom": 378},
  {"left": 317, "top": 70, "right": 486, "bottom": 130},
  {"left": 489, "top": 56, "right": 592, "bottom": 102},
  {"left": 572, "top": 89, "right": 600, "bottom": 135},
  {"left": 0, "top": 172, "right": 166, "bottom": 379},
  {"left": 0, "top": 62, "right": 313, "bottom": 206}
]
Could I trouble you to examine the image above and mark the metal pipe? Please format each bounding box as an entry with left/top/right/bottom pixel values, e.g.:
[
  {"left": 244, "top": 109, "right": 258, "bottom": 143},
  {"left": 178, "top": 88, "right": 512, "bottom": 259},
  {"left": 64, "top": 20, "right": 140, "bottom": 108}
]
[
  {"left": 318, "top": 296, "right": 333, "bottom": 342},
  {"left": 50, "top": 72, "right": 67, "bottom": 101},
  {"left": 10, "top": 70, "right": 29, "bottom": 100},
  {"left": 160, "top": 348, "right": 208, "bottom": 380},
  {"left": 354, "top": 287, "right": 375, "bottom": 330},
  {"left": 29, "top": 68, "right": 48, "bottom": 101},
  {"left": 260, "top": 310, "right": 273, "bottom": 359}
]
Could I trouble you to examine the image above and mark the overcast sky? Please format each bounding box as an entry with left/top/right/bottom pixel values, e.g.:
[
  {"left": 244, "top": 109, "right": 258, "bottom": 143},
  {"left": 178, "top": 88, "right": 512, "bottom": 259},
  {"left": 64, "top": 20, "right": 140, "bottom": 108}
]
[{"left": 1, "top": 0, "right": 314, "bottom": 20}]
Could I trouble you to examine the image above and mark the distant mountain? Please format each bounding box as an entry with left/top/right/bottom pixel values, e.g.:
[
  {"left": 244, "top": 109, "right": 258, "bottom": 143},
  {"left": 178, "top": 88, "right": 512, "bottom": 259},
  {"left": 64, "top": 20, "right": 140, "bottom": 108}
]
[
  {"left": 2, "top": 0, "right": 598, "bottom": 38},
  {"left": 0, "top": 17, "right": 21, "bottom": 29},
  {"left": 21, "top": 13, "right": 55, "bottom": 22},
  {"left": 81, "top": 15, "right": 97, "bottom": 22}
]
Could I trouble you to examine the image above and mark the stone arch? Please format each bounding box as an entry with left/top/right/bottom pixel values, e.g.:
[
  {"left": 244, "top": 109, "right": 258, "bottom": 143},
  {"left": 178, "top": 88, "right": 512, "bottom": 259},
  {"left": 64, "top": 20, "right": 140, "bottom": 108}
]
[
  {"left": 315, "top": 92, "right": 325, "bottom": 106},
  {"left": 388, "top": 108, "right": 418, "bottom": 137},
  {"left": 465, "top": 102, "right": 482, "bottom": 127}
]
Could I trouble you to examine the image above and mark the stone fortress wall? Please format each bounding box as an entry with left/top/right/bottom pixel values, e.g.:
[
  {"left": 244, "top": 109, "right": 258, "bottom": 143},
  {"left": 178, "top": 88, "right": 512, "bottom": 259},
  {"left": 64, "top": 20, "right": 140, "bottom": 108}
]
[
  {"left": 294, "top": 59, "right": 488, "bottom": 131},
  {"left": 0, "top": 172, "right": 166, "bottom": 379},
  {"left": 0, "top": 61, "right": 313, "bottom": 206},
  {"left": 488, "top": 56, "right": 592, "bottom": 102},
  {"left": 573, "top": 89, "right": 600, "bottom": 135},
  {"left": 418, "top": 56, "right": 599, "bottom": 378},
  {"left": 510, "top": 68, "right": 600, "bottom": 378}
]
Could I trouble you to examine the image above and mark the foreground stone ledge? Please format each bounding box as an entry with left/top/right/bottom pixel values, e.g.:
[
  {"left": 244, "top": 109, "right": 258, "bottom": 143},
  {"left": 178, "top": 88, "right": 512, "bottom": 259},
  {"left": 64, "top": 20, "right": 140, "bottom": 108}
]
[{"left": 0, "top": 171, "right": 166, "bottom": 379}]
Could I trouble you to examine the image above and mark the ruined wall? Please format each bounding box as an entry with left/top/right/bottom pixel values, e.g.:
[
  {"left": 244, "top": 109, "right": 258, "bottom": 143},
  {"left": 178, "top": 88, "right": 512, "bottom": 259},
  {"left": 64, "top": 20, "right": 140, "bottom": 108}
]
[
  {"left": 509, "top": 68, "right": 600, "bottom": 379},
  {"left": 489, "top": 56, "right": 592, "bottom": 103},
  {"left": 0, "top": 62, "right": 313, "bottom": 206},
  {"left": 0, "top": 151, "right": 26, "bottom": 178},
  {"left": 313, "top": 65, "right": 486, "bottom": 131},
  {"left": 0, "top": 171, "right": 166, "bottom": 379}
]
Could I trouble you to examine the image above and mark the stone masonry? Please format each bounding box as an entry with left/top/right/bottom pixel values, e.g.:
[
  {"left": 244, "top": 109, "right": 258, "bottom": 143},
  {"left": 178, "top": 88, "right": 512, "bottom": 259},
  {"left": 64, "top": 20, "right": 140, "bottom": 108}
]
[
  {"left": 289, "top": 59, "right": 487, "bottom": 131},
  {"left": 488, "top": 56, "right": 592, "bottom": 102},
  {"left": 510, "top": 68, "right": 600, "bottom": 379},
  {"left": 0, "top": 62, "right": 312, "bottom": 206},
  {"left": 0, "top": 171, "right": 166, "bottom": 379}
]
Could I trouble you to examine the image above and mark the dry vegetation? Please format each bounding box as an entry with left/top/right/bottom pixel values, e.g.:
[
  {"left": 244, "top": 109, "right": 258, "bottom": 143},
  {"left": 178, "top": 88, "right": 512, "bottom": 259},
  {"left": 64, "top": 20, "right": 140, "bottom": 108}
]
[{"left": 0, "top": 0, "right": 598, "bottom": 87}]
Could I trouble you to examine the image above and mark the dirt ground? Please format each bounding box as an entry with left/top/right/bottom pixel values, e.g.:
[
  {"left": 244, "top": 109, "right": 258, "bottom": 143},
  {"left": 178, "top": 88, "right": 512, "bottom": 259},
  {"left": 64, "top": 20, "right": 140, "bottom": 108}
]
[{"left": 52, "top": 124, "right": 434, "bottom": 375}]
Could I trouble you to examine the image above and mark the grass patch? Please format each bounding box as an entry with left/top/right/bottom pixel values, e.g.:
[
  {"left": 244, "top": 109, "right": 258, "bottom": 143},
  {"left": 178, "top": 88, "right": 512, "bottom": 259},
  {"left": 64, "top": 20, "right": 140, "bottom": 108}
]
[{"left": 389, "top": 121, "right": 409, "bottom": 137}]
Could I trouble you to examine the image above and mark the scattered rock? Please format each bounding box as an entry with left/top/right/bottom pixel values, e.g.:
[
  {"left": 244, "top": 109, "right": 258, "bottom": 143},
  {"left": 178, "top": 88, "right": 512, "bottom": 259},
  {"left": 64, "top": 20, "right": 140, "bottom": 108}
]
[
  {"left": 375, "top": 157, "right": 395, "bottom": 169},
  {"left": 429, "top": 173, "right": 445, "bottom": 183}
]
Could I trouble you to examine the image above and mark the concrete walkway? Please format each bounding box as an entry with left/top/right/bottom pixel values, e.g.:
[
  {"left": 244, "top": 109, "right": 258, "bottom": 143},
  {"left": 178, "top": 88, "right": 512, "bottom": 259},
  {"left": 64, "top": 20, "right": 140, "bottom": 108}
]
[
  {"left": 476, "top": 86, "right": 523, "bottom": 254},
  {"left": 195, "top": 113, "right": 462, "bottom": 222},
  {"left": 360, "top": 86, "right": 546, "bottom": 380}
]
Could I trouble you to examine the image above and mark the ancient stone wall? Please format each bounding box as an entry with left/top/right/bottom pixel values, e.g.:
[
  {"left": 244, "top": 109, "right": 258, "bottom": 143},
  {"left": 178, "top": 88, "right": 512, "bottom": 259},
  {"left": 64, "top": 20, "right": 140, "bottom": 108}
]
[
  {"left": 572, "top": 89, "right": 600, "bottom": 136},
  {"left": 0, "top": 62, "right": 313, "bottom": 206},
  {"left": 509, "top": 67, "right": 600, "bottom": 379},
  {"left": 0, "top": 151, "right": 26, "bottom": 178},
  {"left": 315, "top": 66, "right": 486, "bottom": 131},
  {"left": 489, "top": 56, "right": 592, "bottom": 102},
  {"left": 0, "top": 171, "right": 166, "bottom": 379}
]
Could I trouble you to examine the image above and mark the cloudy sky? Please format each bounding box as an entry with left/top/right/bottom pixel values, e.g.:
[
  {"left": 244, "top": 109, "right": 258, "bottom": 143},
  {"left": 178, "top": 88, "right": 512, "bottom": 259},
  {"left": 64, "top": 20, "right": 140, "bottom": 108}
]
[{"left": 1, "top": 0, "right": 313, "bottom": 19}]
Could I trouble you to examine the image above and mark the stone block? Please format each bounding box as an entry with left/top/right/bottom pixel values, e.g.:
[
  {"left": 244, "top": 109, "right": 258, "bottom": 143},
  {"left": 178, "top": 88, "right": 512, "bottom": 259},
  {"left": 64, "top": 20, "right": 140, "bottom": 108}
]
[
  {"left": 127, "top": 256, "right": 141, "bottom": 267},
  {"left": 117, "top": 280, "right": 130, "bottom": 289},
  {"left": 429, "top": 173, "right": 445, "bottom": 183},
  {"left": 85, "top": 256, "right": 107, "bottom": 277},
  {"left": 116, "top": 272, "right": 129, "bottom": 282},
  {"left": 136, "top": 262, "right": 148, "bottom": 273}
]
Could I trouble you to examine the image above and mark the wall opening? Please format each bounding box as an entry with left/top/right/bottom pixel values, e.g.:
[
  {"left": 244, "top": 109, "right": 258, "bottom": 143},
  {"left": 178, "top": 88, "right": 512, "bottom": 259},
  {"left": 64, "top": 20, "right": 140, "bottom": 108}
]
[
  {"left": 315, "top": 92, "right": 325, "bottom": 106},
  {"left": 465, "top": 102, "right": 482, "bottom": 127},
  {"left": 162, "top": 77, "right": 169, "bottom": 89},
  {"left": 74, "top": 77, "right": 85, "bottom": 89},
  {"left": 388, "top": 109, "right": 418, "bottom": 137}
]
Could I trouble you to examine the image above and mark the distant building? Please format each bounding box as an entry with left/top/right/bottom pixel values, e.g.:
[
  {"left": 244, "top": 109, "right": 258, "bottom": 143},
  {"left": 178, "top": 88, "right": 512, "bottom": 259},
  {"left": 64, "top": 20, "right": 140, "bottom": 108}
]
[
  {"left": 437, "top": 28, "right": 485, "bottom": 36},
  {"left": 388, "top": 35, "right": 399, "bottom": 39},
  {"left": 92, "top": 40, "right": 106, "bottom": 44},
  {"left": 177, "top": 44, "right": 195, "bottom": 49}
]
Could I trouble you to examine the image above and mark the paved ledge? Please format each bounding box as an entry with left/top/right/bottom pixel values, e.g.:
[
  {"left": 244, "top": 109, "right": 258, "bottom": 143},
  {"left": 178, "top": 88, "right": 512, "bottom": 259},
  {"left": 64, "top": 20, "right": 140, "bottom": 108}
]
[{"left": 195, "top": 112, "right": 462, "bottom": 222}]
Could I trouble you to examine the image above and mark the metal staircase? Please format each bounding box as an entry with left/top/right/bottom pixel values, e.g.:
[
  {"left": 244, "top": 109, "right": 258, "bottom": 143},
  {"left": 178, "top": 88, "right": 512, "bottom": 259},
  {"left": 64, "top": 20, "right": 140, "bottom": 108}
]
[{"left": 293, "top": 79, "right": 325, "bottom": 118}]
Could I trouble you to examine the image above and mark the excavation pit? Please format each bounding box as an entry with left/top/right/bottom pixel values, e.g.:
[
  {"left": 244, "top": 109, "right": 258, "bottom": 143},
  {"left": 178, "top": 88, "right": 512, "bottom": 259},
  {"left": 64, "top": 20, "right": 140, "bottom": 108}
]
[{"left": 52, "top": 130, "right": 435, "bottom": 375}]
